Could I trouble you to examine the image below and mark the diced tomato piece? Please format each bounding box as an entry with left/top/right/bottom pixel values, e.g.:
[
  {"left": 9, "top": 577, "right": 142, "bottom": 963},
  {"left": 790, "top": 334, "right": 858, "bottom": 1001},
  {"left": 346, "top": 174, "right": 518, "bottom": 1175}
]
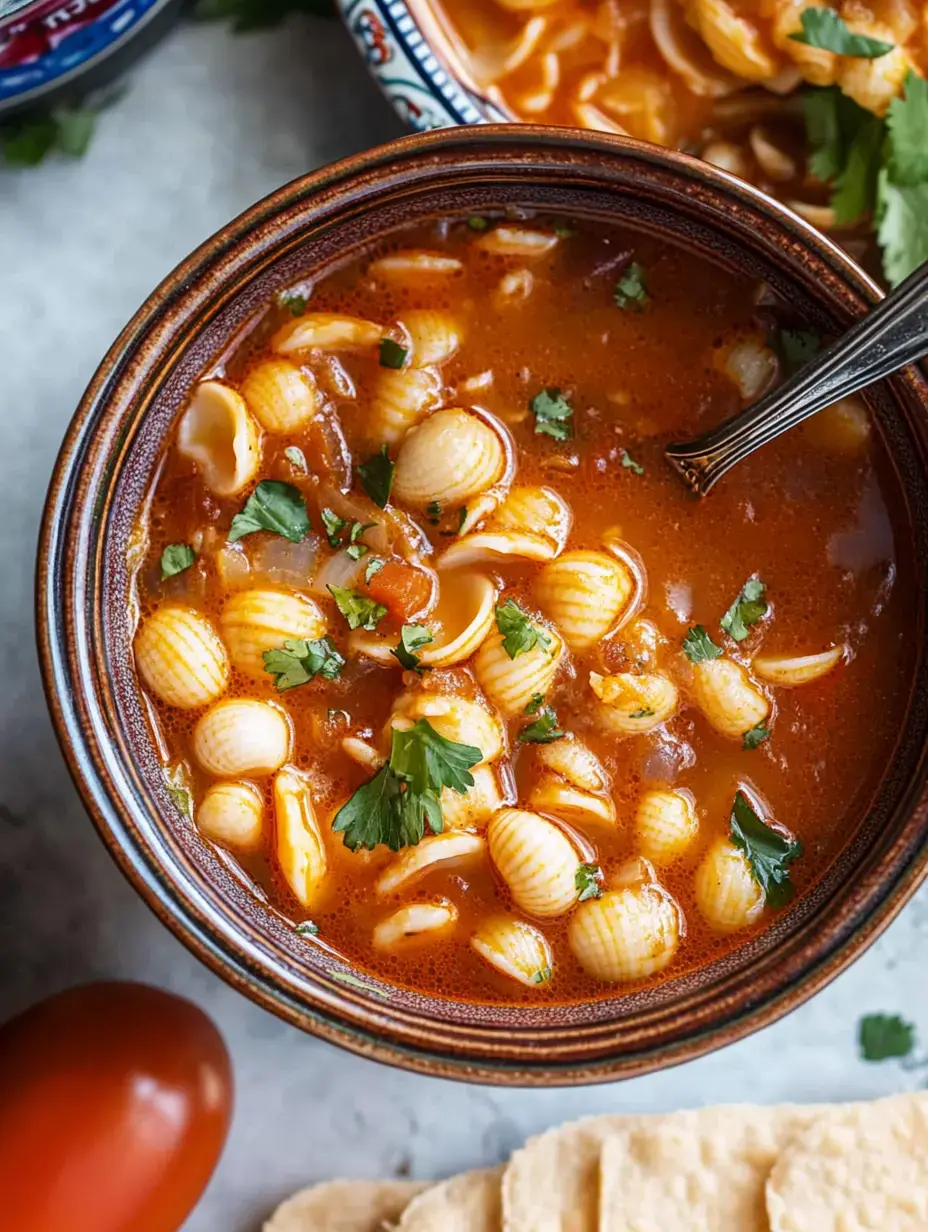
[{"left": 366, "top": 561, "right": 433, "bottom": 622}]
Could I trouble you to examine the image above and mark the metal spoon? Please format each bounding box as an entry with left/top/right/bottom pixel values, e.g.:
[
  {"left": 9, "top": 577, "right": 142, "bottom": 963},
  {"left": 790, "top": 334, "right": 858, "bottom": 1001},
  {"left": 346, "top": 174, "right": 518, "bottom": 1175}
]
[{"left": 665, "top": 261, "right": 928, "bottom": 497}]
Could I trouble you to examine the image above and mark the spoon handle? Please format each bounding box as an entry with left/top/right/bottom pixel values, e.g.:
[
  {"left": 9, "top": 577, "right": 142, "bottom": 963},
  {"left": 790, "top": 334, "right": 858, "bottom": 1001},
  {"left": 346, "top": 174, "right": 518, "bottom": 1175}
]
[{"left": 665, "top": 261, "right": 928, "bottom": 496}]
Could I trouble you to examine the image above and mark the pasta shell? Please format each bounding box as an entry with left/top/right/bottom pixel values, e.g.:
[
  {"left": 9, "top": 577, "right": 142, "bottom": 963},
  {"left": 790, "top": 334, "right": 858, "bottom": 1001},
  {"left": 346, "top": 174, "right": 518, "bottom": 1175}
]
[
  {"left": 590, "top": 671, "right": 679, "bottom": 735},
  {"left": 534, "top": 550, "right": 638, "bottom": 651},
  {"left": 568, "top": 881, "right": 681, "bottom": 982},
  {"left": 135, "top": 606, "right": 229, "bottom": 709},
  {"left": 439, "top": 485, "right": 571, "bottom": 569},
  {"left": 471, "top": 917, "right": 553, "bottom": 987},
  {"left": 352, "top": 573, "right": 496, "bottom": 669},
  {"left": 400, "top": 310, "right": 462, "bottom": 367},
  {"left": 475, "top": 226, "right": 559, "bottom": 257},
  {"left": 692, "top": 658, "right": 770, "bottom": 739},
  {"left": 635, "top": 788, "right": 698, "bottom": 864},
  {"left": 373, "top": 901, "right": 458, "bottom": 950},
  {"left": 694, "top": 837, "right": 764, "bottom": 932},
  {"left": 474, "top": 622, "right": 563, "bottom": 718},
  {"left": 529, "top": 777, "right": 617, "bottom": 829},
  {"left": 536, "top": 737, "right": 609, "bottom": 793},
  {"left": 368, "top": 251, "right": 463, "bottom": 281},
  {"left": 193, "top": 699, "right": 291, "bottom": 777},
  {"left": 440, "top": 764, "right": 506, "bottom": 830},
  {"left": 389, "top": 694, "right": 503, "bottom": 767},
  {"left": 220, "top": 588, "right": 326, "bottom": 677},
  {"left": 196, "top": 781, "right": 264, "bottom": 852},
  {"left": 274, "top": 766, "right": 327, "bottom": 909},
  {"left": 367, "top": 366, "right": 443, "bottom": 446},
  {"left": 177, "top": 380, "right": 261, "bottom": 498},
  {"left": 487, "top": 808, "right": 580, "bottom": 918},
  {"left": 392, "top": 409, "right": 506, "bottom": 508},
  {"left": 240, "top": 359, "right": 320, "bottom": 434},
  {"left": 272, "top": 312, "right": 383, "bottom": 356},
  {"left": 376, "top": 831, "right": 485, "bottom": 896},
  {"left": 752, "top": 645, "right": 845, "bottom": 687}
]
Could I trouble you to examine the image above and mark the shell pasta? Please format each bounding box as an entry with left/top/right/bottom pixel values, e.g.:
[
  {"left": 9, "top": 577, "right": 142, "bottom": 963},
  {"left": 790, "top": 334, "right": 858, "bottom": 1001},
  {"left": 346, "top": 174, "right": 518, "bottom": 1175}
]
[{"left": 131, "top": 215, "right": 912, "bottom": 1005}]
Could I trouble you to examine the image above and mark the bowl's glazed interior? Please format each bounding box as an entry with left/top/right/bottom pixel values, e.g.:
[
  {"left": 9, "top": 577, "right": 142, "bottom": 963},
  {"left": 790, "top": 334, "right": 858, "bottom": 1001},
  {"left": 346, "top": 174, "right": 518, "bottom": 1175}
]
[{"left": 39, "top": 128, "right": 928, "bottom": 1085}]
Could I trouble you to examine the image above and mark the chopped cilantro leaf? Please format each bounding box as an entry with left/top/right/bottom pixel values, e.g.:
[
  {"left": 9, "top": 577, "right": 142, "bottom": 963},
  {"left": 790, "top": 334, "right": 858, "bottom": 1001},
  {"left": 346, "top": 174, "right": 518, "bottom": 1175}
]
[
  {"left": 328, "top": 585, "right": 387, "bottom": 631},
  {"left": 743, "top": 723, "right": 771, "bottom": 750},
  {"left": 160, "top": 543, "right": 196, "bottom": 579},
  {"left": 379, "top": 337, "right": 408, "bottom": 369},
  {"left": 682, "top": 625, "right": 723, "bottom": 663},
  {"left": 392, "top": 624, "right": 433, "bottom": 671},
  {"left": 284, "top": 445, "right": 308, "bottom": 472},
  {"left": 519, "top": 707, "right": 565, "bottom": 744},
  {"left": 877, "top": 170, "right": 928, "bottom": 286},
  {"left": 295, "top": 920, "right": 319, "bottom": 936},
  {"left": 496, "top": 599, "right": 552, "bottom": 660},
  {"left": 467, "top": 215, "right": 489, "bottom": 231},
  {"left": 332, "top": 719, "right": 481, "bottom": 852},
  {"left": 614, "top": 262, "right": 649, "bottom": 310},
  {"left": 729, "top": 791, "right": 802, "bottom": 909},
  {"left": 263, "top": 636, "right": 344, "bottom": 691},
  {"left": 777, "top": 328, "right": 822, "bottom": 376},
  {"left": 553, "top": 220, "right": 575, "bottom": 238},
  {"left": 228, "top": 480, "right": 309, "bottom": 543},
  {"left": 621, "top": 449, "right": 644, "bottom": 475},
  {"left": 280, "top": 292, "right": 307, "bottom": 316},
  {"left": 525, "top": 693, "right": 545, "bottom": 715},
  {"left": 321, "top": 507, "right": 347, "bottom": 547},
  {"left": 720, "top": 577, "right": 768, "bottom": 641},
  {"left": 789, "top": 8, "right": 893, "bottom": 57},
  {"left": 529, "top": 387, "right": 573, "bottom": 441},
  {"left": 832, "top": 113, "right": 884, "bottom": 224},
  {"left": 365, "top": 557, "right": 385, "bottom": 583},
  {"left": 629, "top": 707, "right": 655, "bottom": 719},
  {"left": 357, "top": 445, "right": 394, "bottom": 508},
  {"left": 1, "top": 107, "right": 99, "bottom": 167},
  {"left": 859, "top": 1013, "right": 916, "bottom": 1061},
  {"left": 576, "top": 863, "right": 604, "bottom": 902},
  {"left": 533, "top": 967, "right": 553, "bottom": 984},
  {"left": 346, "top": 543, "right": 368, "bottom": 560},
  {"left": 192, "top": 0, "right": 335, "bottom": 31},
  {"left": 887, "top": 71, "right": 928, "bottom": 186}
]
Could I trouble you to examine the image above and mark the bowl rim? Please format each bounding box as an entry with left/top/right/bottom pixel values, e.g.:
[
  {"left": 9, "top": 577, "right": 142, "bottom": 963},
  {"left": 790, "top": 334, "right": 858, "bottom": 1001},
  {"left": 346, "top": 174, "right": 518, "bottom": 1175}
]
[{"left": 37, "top": 124, "right": 928, "bottom": 1086}]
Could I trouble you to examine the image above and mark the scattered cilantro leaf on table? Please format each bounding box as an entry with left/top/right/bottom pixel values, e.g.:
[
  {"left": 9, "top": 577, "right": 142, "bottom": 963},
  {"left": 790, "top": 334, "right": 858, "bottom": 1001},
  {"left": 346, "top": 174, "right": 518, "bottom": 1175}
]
[
  {"left": 859, "top": 1013, "right": 916, "bottom": 1061},
  {"left": 192, "top": 0, "right": 335, "bottom": 30}
]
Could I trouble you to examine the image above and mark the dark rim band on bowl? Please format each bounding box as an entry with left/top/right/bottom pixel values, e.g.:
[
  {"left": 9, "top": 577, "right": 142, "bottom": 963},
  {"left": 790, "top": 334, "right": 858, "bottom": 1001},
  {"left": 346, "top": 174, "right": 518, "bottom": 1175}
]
[{"left": 37, "top": 126, "right": 928, "bottom": 1085}]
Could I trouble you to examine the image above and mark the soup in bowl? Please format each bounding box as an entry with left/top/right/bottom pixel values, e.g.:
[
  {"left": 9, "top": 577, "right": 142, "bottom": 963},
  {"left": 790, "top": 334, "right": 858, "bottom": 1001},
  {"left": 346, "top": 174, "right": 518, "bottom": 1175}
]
[{"left": 39, "top": 128, "right": 928, "bottom": 1083}]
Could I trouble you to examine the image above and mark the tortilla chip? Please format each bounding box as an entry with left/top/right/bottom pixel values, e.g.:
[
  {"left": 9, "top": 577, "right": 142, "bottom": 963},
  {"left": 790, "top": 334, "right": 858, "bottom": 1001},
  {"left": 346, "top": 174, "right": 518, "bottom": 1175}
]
[
  {"left": 598, "top": 1104, "right": 821, "bottom": 1231},
  {"left": 264, "top": 1179, "right": 430, "bottom": 1232},
  {"left": 399, "top": 1166, "right": 504, "bottom": 1230},
  {"left": 766, "top": 1093, "right": 928, "bottom": 1231},
  {"left": 503, "top": 1115, "right": 635, "bottom": 1232}
]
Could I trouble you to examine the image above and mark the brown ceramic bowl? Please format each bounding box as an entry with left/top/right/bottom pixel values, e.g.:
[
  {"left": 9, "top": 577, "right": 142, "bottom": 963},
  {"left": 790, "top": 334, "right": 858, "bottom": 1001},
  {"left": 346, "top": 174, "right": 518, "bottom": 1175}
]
[{"left": 38, "top": 126, "right": 928, "bottom": 1086}]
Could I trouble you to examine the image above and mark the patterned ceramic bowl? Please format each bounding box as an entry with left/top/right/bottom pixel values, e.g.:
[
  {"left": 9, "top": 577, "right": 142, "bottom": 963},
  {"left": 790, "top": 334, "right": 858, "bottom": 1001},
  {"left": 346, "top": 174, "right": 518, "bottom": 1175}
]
[{"left": 39, "top": 127, "right": 928, "bottom": 1086}]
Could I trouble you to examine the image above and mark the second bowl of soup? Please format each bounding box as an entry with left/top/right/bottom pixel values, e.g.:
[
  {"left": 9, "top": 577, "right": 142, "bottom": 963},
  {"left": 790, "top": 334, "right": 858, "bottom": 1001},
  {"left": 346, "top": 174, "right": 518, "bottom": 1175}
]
[{"left": 39, "top": 127, "right": 928, "bottom": 1083}]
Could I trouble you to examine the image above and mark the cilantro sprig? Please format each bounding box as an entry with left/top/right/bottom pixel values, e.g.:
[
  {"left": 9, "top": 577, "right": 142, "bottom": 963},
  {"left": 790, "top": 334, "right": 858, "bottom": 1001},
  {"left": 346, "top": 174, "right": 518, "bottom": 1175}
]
[
  {"left": 229, "top": 480, "right": 309, "bottom": 543},
  {"left": 576, "top": 863, "right": 604, "bottom": 902},
  {"left": 496, "top": 600, "right": 552, "bottom": 660},
  {"left": 858, "top": 1013, "right": 916, "bottom": 1061},
  {"left": 743, "top": 722, "right": 771, "bottom": 751},
  {"left": 789, "top": 8, "right": 893, "bottom": 57},
  {"left": 328, "top": 585, "right": 387, "bottom": 631},
  {"left": 519, "top": 707, "right": 565, "bottom": 744},
  {"left": 614, "top": 262, "right": 649, "bottom": 310},
  {"left": 529, "top": 388, "right": 573, "bottom": 441},
  {"left": 160, "top": 544, "right": 196, "bottom": 579},
  {"left": 357, "top": 445, "right": 394, "bottom": 508},
  {"left": 720, "top": 577, "right": 768, "bottom": 642},
  {"left": 263, "top": 637, "right": 345, "bottom": 692},
  {"left": 682, "top": 625, "right": 723, "bottom": 663},
  {"left": 332, "top": 719, "right": 481, "bottom": 851},
  {"left": 729, "top": 791, "right": 802, "bottom": 909}
]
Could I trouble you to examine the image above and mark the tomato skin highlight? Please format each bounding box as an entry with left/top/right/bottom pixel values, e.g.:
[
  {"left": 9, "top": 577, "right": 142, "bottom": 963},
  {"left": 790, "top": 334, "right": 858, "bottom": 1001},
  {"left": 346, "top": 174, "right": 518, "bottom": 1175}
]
[
  {"left": 366, "top": 560, "right": 434, "bottom": 622},
  {"left": 0, "top": 982, "right": 232, "bottom": 1232}
]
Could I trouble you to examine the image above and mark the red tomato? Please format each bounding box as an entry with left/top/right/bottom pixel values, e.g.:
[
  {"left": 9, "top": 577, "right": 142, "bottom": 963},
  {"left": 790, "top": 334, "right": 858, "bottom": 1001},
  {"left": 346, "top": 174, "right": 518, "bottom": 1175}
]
[
  {"left": 367, "top": 560, "right": 433, "bottom": 622},
  {"left": 0, "top": 982, "right": 232, "bottom": 1232}
]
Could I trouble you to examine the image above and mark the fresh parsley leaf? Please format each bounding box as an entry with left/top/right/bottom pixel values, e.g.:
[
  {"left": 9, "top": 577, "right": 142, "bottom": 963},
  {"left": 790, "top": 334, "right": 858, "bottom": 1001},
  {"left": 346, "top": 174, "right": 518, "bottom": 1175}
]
[
  {"left": 263, "top": 636, "right": 345, "bottom": 691},
  {"left": 333, "top": 719, "right": 481, "bottom": 852},
  {"left": 496, "top": 599, "right": 552, "bottom": 660},
  {"left": 743, "top": 722, "right": 771, "bottom": 750},
  {"left": 379, "top": 338, "right": 408, "bottom": 369},
  {"left": 532, "top": 967, "right": 553, "bottom": 984},
  {"left": 519, "top": 707, "right": 565, "bottom": 744},
  {"left": 720, "top": 577, "right": 768, "bottom": 641},
  {"left": 789, "top": 8, "right": 893, "bottom": 57},
  {"left": 614, "top": 262, "right": 649, "bottom": 310},
  {"left": 777, "top": 328, "right": 822, "bottom": 376},
  {"left": 886, "top": 71, "right": 928, "bottom": 186},
  {"left": 392, "top": 624, "right": 433, "bottom": 670},
  {"left": 803, "top": 86, "right": 872, "bottom": 183},
  {"left": 295, "top": 920, "right": 319, "bottom": 936},
  {"left": 832, "top": 113, "right": 884, "bottom": 224},
  {"left": 525, "top": 693, "right": 545, "bottom": 715},
  {"left": 859, "top": 1013, "right": 916, "bottom": 1061},
  {"left": 629, "top": 707, "right": 655, "bottom": 719},
  {"left": 280, "top": 292, "right": 307, "bottom": 316},
  {"left": 55, "top": 108, "right": 97, "bottom": 158},
  {"left": 284, "top": 445, "right": 308, "bottom": 472},
  {"left": 321, "top": 507, "right": 347, "bottom": 548},
  {"left": 1, "top": 106, "right": 98, "bottom": 166},
  {"left": 160, "top": 543, "right": 196, "bottom": 579},
  {"left": 228, "top": 480, "right": 309, "bottom": 543},
  {"left": 192, "top": 0, "right": 335, "bottom": 31},
  {"left": 729, "top": 790, "right": 802, "bottom": 909},
  {"left": 357, "top": 445, "right": 394, "bottom": 508},
  {"left": 529, "top": 387, "right": 573, "bottom": 441},
  {"left": 467, "top": 215, "right": 489, "bottom": 231},
  {"left": 682, "top": 625, "right": 723, "bottom": 663},
  {"left": 621, "top": 449, "right": 644, "bottom": 475},
  {"left": 877, "top": 169, "right": 928, "bottom": 286},
  {"left": 328, "top": 585, "right": 388, "bottom": 631},
  {"left": 576, "top": 863, "right": 604, "bottom": 902},
  {"left": 365, "top": 557, "right": 385, "bottom": 583}
]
